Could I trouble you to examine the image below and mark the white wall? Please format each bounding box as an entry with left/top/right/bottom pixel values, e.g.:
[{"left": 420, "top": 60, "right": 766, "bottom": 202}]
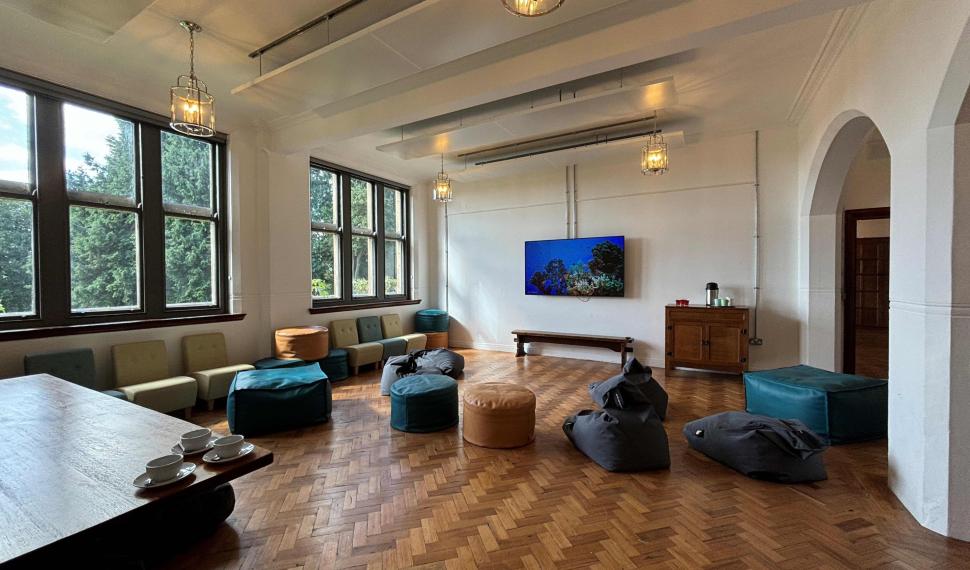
[
  {"left": 796, "top": 0, "right": 970, "bottom": 540},
  {"left": 444, "top": 128, "right": 801, "bottom": 370},
  {"left": 841, "top": 133, "right": 891, "bottom": 211},
  {"left": 0, "top": 128, "right": 434, "bottom": 385}
]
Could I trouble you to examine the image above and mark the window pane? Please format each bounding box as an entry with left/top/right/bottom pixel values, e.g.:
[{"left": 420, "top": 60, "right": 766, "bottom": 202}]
[
  {"left": 70, "top": 206, "right": 139, "bottom": 311},
  {"left": 162, "top": 131, "right": 212, "bottom": 209},
  {"left": 350, "top": 178, "right": 373, "bottom": 231},
  {"left": 63, "top": 104, "right": 136, "bottom": 199},
  {"left": 165, "top": 217, "right": 215, "bottom": 306},
  {"left": 311, "top": 231, "right": 340, "bottom": 299},
  {"left": 384, "top": 188, "right": 403, "bottom": 235},
  {"left": 351, "top": 235, "right": 374, "bottom": 297},
  {"left": 0, "top": 198, "right": 35, "bottom": 315},
  {"left": 310, "top": 168, "right": 338, "bottom": 226},
  {"left": 0, "top": 85, "right": 31, "bottom": 186},
  {"left": 385, "top": 239, "right": 404, "bottom": 296}
]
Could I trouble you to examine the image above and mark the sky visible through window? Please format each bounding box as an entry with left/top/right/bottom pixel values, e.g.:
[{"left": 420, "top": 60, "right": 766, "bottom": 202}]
[
  {"left": 63, "top": 103, "right": 133, "bottom": 187},
  {"left": 0, "top": 86, "right": 30, "bottom": 184}
]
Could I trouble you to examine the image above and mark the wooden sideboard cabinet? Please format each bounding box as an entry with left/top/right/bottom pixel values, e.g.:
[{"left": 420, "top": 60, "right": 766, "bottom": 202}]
[{"left": 665, "top": 305, "right": 750, "bottom": 375}]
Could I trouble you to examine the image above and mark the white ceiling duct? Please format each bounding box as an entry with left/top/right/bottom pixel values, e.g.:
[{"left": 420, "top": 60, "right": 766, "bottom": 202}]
[{"left": 378, "top": 76, "right": 677, "bottom": 159}]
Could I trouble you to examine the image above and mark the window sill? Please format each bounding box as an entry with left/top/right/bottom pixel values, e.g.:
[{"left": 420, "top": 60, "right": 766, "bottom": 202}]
[
  {"left": 0, "top": 313, "right": 246, "bottom": 342},
  {"left": 309, "top": 299, "right": 421, "bottom": 314}
]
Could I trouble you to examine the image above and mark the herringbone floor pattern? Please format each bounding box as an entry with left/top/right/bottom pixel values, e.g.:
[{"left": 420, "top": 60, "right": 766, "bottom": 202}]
[{"left": 166, "top": 350, "right": 970, "bottom": 569}]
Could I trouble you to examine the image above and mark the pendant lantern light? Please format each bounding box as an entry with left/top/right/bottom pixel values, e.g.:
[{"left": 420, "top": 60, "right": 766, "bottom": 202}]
[
  {"left": 502, "top": 0, "right": 565, "bottom": 17},
  {"left": 641, "top": 112, "right": 668, "bottom": 175},
  {"left": 432, "top": 154, "right": 453, "bottom": 203},
  {"left": 170, "top": 20, "right": 215, "bottom": 137}
]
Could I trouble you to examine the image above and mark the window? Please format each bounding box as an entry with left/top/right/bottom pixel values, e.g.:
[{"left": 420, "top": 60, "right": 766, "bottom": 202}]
[
  {"left": 310, "top": 167, "right": 340, "bottom": 300},
  {"left": 64, "top": 105, "right": 140, "bottom": 312},
  {"left": 162, "top": 131, "right": 217, "bottom": 307},
  {"left": 0, "top": 71, "right": 228, "bottom": 333},
  {"left": 0, "top": 84, "right": 35, "bottom": 317},
  {"left": 384, "top": 188, "right": 405, "bottom": 296},
  {"left": 309, "top": 160, "right": 410, "bottom": 309}
]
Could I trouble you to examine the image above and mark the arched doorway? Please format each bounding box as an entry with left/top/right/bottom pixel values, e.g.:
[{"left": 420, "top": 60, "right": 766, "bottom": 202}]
[{"left": 801, "top": 112, "right": 887, "bottom": 373}]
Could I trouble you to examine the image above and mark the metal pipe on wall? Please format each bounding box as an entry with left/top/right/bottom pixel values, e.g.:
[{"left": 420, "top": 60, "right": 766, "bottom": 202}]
[
  {"left": 565, "top": 166, "right": 572, "bottom": 238},
  {"left": 573, "top": 164, "right": 578, "bottom": 238},
  {"left": 750, "top": 131, "right": 763, "bottom": 345}
]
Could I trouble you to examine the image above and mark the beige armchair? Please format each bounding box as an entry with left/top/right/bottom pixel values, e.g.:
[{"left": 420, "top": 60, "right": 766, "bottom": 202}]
[
  {"left": 111, "top": 340, "right": 197, "bottom": 416},
  {"left": 380, "top": 314, "right": 427, "bottom": 352},
  {"left": 330, "top": 318, "right": 383, "bottom": 375},
  {"left": 183, "top": 333, "right": 254, "bottom": 410}
]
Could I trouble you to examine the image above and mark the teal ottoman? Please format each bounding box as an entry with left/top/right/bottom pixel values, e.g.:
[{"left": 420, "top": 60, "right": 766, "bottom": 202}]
[
  {"left": 390, "top": 374, "right": 458, "bottom": 433},
  {"left": 744, "top": 365, "right": 887, "bottom": 444},
  {"left": 318, "top": 348, "right": 349, "bottom": 382},
  {"left": 415, "top": 309, "right": 450, "bottom": 333},
  {"left": 227, "top": 363, "right": 331, "bottom": 436}
]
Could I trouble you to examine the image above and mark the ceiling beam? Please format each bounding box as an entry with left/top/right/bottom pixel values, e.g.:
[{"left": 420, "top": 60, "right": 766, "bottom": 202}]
[{"left": 269, "top": 0, "right": 871, "bottom": 153}]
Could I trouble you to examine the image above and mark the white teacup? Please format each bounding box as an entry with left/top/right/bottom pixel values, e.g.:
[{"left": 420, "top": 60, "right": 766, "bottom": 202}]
[
  {"left": 146, "top": 454, "right": 183, "bottom": 482},
  {"left": 180, "top": 428, "right": 212, "bottom": 452},
  {"left": 212, "top": 434, "right": 245, "bottom": 458}
]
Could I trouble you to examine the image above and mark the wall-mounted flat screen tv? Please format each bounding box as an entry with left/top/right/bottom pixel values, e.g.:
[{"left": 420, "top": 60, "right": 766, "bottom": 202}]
[{"left": 525, "top": 236, "right": 625, "bottom": 297}]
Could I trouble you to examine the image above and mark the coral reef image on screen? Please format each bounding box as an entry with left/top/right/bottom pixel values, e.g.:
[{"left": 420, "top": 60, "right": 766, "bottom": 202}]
[{"left": 524, "top": 236, "right": 625, "bottom": 297}]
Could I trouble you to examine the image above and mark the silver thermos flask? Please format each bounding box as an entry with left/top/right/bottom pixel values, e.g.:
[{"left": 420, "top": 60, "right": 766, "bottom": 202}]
[{"left": 706, "top": 282, "right": 719, "bottom": 306}]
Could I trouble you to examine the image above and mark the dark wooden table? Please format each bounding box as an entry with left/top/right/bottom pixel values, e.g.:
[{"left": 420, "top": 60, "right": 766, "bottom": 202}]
[
  {"left": 0, "top": 374, "right": 273, "bottom": 567},
  {"left": 512, "top": 329, "right": 634, "bottom": 368}
]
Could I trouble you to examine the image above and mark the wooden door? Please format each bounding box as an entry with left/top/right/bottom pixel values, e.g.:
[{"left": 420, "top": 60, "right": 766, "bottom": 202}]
[
  {"left": 671, "top": 323, "right": 705, "bottom": 362},
  {"left": 707, "top": 324, "right": 742, "bottom": 364},
  {"left": 855, "top": 237, "right": 889, "bottom": 328}
]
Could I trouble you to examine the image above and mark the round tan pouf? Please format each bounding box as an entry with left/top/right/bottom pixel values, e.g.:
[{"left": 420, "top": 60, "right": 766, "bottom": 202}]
[
  {"left": 274, "top": 326, "right": 329, "bottom": 361},
  {"left": 425, "top": 331, "right": 449, "bottom": 349},
  {"left": 462, "top": 383, "right": 536, "bottom": 448}
]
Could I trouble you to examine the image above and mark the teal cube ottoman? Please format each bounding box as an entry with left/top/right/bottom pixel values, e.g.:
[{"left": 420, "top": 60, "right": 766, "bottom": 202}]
[
  {"left": 415, "top": 309, "right": 450, "bottom": 333},
  {"left": 744, "top": 365, "right": 887, "bottom": 444},
  {"left": 227, "top": 363, "right": 331, "bottom": 436},
  {"left": 318, "top": 348, "right": 349, "bottom": 382},
  {"left": 390, "top": 374, "right": 458, "bottom": 433}
]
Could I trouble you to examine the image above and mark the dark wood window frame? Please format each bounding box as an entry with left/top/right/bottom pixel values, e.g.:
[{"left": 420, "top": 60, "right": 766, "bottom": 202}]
[
  {"left": 0, "top": 68, "right": 234, "bottom": 339},
  {"left": 309, "top": 159, "right": 415, "bottom": 313}
]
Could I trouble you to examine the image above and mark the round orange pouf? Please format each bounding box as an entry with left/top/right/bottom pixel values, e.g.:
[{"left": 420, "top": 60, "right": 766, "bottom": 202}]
[
  {"left": 274, "top": 326, "right": 329, "bottom": 361},
  {"left": 462, "top": 383, "right": 536, "bottom": 448},
  {"left": 425, "top": 331, "right": 449, "bottom": 349}
]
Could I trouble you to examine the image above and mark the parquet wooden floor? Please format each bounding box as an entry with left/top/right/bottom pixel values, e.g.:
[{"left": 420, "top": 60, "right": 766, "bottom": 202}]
[{"left": 166, "top": 350, "right": 970, "bottom": 569}]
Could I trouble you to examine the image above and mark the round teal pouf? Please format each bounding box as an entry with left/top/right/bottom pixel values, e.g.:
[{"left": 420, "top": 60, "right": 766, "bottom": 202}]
[
  {"left": 390, "top": 374, "right": 459, "bottom": 433},
  {"left": 415, "top": 309, "right": 450, "bottom": 333}
]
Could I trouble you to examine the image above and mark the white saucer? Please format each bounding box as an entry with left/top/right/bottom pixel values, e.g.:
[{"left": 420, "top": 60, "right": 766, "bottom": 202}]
[
  {"left": 171, "top": 437, "right": 216, "bottom": 456},
  {"left": 133, "top": 462, "right": 196, "bottom": 489},
  {"left": 203, "top": 442, "right": 255, "bottom": 464}
]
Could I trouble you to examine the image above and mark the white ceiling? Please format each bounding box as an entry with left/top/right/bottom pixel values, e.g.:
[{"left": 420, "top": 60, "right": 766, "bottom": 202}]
[{"left": 0, "top": 0, "right": 872, "bottom": 183}]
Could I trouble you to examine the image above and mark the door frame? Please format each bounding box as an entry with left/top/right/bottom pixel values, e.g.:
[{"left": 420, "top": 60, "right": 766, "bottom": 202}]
[{"left": 842, "top": 207, "right": 890, "bottom": 373}]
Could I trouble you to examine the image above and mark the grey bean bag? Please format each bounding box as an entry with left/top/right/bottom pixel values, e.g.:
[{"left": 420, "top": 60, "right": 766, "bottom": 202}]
[
  {"left": 413, "top": 348, "right": 465, "bottom": 379},
  {"left": 562, "top": 407, "right": 670, "bottom": 472},
  {"left": 588, "top": 358, "right": 668, "bottom": 419},
  {"left": 683, "top": 411, "right": 829, "bottom": 483},
  {"left": 380, "top": 354, "right": 443, "bottom": 395}
]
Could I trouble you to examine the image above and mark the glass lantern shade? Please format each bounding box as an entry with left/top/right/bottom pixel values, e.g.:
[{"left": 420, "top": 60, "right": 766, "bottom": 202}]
[
  {"left": 641, "top": 135, "right": 668, "bottom": 175},
  {"left": 170, "top": 76, "right": 215, "bottom": 138},
  {"left": 501, "top": 0, "right": 565, "bottom": 17},
  {"left": 432, "top": 172, "right": 453, "bottom": 202}
]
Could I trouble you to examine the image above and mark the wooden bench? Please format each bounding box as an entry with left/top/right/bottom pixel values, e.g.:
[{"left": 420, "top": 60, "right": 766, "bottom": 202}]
[{"left": 512, "top": 330, "right": 634, "bottom": 368}]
